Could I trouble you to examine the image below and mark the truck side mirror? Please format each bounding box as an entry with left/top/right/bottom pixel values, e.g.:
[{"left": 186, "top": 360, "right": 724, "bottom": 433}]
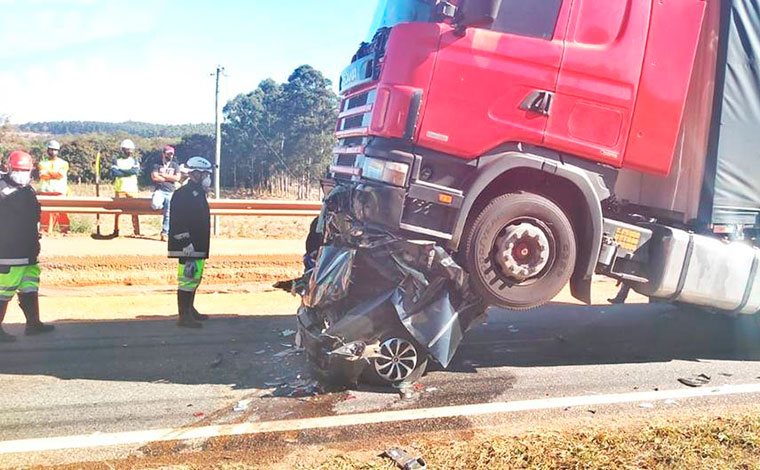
[{"left": 457, "top": 0, "right": 502, "bottom": 31}]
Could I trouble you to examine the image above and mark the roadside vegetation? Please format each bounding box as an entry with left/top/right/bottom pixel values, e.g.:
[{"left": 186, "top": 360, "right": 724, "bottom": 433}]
[
  {"left": 303, "top": 414, "right": 760, "bottom": 470},
  {"left": 36, "top": 413, "right": 760, "bottom": 469}
]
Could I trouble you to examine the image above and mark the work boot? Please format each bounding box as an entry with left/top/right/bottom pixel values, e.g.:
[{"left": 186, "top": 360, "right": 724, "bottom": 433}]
[
  {"left": 19, "top": 293, "right": 55, "bottom": 336},
  {"left": 189, "top": 291, "right": 209, "bottom": 321},
  {"left": 177, "top": 291, "right": 202, "bottom": 328},
  {"left": 0, "top": 301, "right": 15, "bottom": 343}
]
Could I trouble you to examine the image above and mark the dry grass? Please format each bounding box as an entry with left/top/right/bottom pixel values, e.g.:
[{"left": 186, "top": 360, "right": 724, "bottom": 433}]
[
  {"left": 30, "top": 414, "right": 760, "bottom": 470},
  {"left": 296, "top": 414, "right": 760, "bottom": 470}
]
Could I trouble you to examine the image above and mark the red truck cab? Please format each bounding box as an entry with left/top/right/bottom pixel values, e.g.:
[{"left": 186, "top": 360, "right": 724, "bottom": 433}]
[{"left": 328, "top": 0, "right": 708, "bottom": 309}]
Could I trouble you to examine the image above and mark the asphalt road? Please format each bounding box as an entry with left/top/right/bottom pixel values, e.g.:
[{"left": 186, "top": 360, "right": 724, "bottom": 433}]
[{"left": 2, "top": 301, "right": 760, "bottom": 467}]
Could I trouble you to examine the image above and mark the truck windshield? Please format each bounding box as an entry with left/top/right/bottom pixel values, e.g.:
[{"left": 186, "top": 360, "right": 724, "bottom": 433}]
[{"left": 366, "top": 0, "right": 434, "bottom": 42}]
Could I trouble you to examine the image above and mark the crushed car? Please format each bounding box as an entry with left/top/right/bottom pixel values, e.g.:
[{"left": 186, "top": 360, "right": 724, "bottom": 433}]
[{"left": 282, "top": 185, "right": 486, "bottom": 386}]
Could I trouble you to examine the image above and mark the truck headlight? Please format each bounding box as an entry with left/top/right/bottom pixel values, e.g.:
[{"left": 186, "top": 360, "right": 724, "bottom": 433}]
[{"left": 361, "top": 157, "right": 409, "bottom": 187}]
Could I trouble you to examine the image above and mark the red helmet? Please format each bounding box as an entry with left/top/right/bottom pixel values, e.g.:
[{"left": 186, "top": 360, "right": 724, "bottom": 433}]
[
  {"left": 163, "top": 145, "right": 175, "bottom": 155},
  {"left": 8, "top": 151, "right": 34, "bottom": 171}
]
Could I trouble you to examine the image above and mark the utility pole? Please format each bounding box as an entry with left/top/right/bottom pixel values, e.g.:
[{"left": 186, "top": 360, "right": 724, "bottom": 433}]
[{"left": 212, "top": 65, "right": 225, "bottom": 235}]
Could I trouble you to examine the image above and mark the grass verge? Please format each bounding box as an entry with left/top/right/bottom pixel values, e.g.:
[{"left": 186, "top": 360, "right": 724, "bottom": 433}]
[{"left": 300, "top": 414, "right": 760, "bottom": 470}]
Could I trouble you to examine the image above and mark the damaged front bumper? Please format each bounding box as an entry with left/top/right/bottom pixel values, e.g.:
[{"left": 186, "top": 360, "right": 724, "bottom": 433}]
[{"left": 291, "top": 184, "right": 485, "bottom": 385}]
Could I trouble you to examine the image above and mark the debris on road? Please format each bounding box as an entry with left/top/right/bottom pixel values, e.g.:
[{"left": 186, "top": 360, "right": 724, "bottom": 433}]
[
  {"left": 395, "top": 382, "right": 417, "bottom": 400},
  {"left": 383, "top": 447, "right": 427, "bottom": 470},
  {"left": 192, "top": 412, "right": 204, "bottom": 417},
  {"left": 209, "top": 353, "right": 223, "bottom": 368},
  {"left": 678, "top": 374, "right": 712, "bottom": 388},
  {"left": 280, "top": 328, "right": 297, "bottom": 337},
  {"left": 507, "top": 325, "right": 520, "bottom": 333},
  {"left": 664, "top": 399, "right": 678, "bottom": 405},
  {"left": 274, "top": 347, "right": 301, "bottom": 358},
  {"left": 233, "top": 399, "right": 253, "bottom": 412},
  {"left": 151, "top": 379, "right": 170, "bottom": 384},
  {"left": 639, "top": 403, "right": 655, "bottom": 409},
  {"left": 254, "top": 349, "right": 267, "bottom": 355},
  {"left": 270, "top": 378, "right": 324, "bottom": 398}
]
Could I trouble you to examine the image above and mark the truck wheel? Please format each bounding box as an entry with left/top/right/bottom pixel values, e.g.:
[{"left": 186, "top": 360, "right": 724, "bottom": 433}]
[
  {"left": 363, "top": 333, "right": 428, "bottom": 386},
  {"left": 463, "top": 192, "right": 576, "bottom": 310}
]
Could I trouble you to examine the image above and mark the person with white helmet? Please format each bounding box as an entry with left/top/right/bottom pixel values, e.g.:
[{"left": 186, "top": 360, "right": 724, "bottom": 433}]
[
  {"left": 168, "top": 156, "right": 214, "bottom": 328},
  {"left": 38, "top": 140, "right": 70, "bottom": 234},
  {"left": 111, "top": 139, "right": 141, "bottom": 238},
  {"left": 0, "top": 151, "right": 55, "bottom": 341}
]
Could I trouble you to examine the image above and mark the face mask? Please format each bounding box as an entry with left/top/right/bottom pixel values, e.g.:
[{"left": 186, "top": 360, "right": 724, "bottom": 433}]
[
  {"left": 201, "top": 175, "right": 212, "bottom": 189},
  {"left": 9, "top": 171, "right": 31, "bottom": 187}
]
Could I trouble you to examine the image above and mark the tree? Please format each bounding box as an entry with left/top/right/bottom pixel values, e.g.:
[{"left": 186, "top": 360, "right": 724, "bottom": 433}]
[
  {"left": 278, "top": 65, "right": 338, "bottom": 198},
  {"left": 222, "top": 79, "right": 285, "bottom": 189},
  {"left": 175, "top": 134, "right": 215, "bottom": 164}
]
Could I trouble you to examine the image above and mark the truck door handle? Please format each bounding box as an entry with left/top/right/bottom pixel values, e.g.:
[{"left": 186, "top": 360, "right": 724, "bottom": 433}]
[{"left": 520, "top": 90, "right": 554, "bottom": 116}]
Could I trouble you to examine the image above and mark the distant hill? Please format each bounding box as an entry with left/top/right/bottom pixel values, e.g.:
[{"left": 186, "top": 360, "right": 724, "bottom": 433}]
[{"left": 18, "top": 121, "right": 214, "bottom": 138}]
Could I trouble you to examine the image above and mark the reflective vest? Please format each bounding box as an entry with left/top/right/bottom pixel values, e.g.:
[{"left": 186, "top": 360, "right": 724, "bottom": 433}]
[
  {"left": 113, "top": 156, "right": 139, "bottom": 194},
  {"left": 38, "top": 158, "right": 69, "bottom": 195}
]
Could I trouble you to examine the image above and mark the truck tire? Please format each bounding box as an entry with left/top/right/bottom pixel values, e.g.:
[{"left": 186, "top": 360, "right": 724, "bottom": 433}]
[{"left": 463, "top": 192, "right": 577, "bottom": 310}]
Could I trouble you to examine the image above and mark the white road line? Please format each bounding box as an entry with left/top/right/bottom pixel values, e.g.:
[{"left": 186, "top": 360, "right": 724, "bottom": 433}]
[{"left": 3, "top": 383, "right": 760, "bottom": 454}]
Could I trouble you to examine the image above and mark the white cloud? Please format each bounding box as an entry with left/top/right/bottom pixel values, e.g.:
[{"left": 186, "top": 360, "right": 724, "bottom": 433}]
[{"left": 0, "top": 0, "right": 161, "bottom": 60}]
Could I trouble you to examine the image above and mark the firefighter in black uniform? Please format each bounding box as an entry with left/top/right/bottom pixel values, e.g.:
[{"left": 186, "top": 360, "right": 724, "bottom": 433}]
[
  {"left": 0, "top": 151, "right": 55, "bottom": 341},
  {"left": 168, "top": 157, "right": 213, "bottom": 328}
]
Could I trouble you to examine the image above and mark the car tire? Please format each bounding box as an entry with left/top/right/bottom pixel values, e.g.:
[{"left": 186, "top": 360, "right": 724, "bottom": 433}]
[{"left": 362, "top": 331, "right": 428, "bottom": 386}]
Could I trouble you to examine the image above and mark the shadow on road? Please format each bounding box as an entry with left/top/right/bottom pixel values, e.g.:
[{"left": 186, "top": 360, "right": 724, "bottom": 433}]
[
  {"left": 1, "top": 303, "right": 759, "bottom": 390},
  {"left": 446, "top": 302, "right": 760, "bottom": 373},
  {"left": 0, "top": 315, "right": 303, "bottom": 390}
]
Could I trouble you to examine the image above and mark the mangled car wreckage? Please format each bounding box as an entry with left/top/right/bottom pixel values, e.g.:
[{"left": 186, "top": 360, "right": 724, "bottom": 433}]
[{"left": 292, "top": 185, "right": 486, "bottom": 385}]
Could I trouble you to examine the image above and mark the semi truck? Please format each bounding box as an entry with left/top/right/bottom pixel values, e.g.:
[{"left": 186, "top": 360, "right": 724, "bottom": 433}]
[{"left": 292, "top": 0, "right": 760, "bottom": 385}]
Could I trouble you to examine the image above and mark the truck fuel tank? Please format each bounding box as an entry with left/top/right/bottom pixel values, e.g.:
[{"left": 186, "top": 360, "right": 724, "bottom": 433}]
[{"left": 631, "top": 225, "right": 760, "bottom": 314}]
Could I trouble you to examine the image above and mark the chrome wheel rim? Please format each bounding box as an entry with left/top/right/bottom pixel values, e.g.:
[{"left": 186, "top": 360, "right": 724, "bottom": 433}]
[{"left": 374, "top": 337, "right": 418, "bottom": 383}]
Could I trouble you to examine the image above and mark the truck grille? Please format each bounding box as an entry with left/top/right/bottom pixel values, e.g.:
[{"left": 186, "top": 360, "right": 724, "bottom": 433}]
[{"left": 331, "top": 87, "right": 377, "bottom": 181}]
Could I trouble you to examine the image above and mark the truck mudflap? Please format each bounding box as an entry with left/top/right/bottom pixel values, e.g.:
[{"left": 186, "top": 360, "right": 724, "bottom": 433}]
[{"left": 291, "top": 213, "right": 485, "bottom": 384}]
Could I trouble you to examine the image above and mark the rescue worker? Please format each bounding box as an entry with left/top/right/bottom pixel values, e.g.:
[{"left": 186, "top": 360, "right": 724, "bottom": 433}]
[
  {"left": 0, "top": 151, "right": 55, "bottom": 341},
  {"left": 150, "top": 145, "right": 181, "bottom": 241},
  {"left": 38, "top": 140, "right": 70, "bottom": 234},
  {"left": 112, "top": 139, "right": 141, "bottom": 237},
  {"left": 168, "top": 157, "right": 213, "bottom": 328}
]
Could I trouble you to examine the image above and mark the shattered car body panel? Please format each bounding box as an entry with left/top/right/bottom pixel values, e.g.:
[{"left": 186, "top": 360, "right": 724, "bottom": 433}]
[{"left": 293, "top": 184, "right": 485, "bottom": 384}]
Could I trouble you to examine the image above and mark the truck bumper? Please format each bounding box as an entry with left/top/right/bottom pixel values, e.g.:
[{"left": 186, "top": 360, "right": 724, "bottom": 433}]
[{"left": 326, "top": 141, "right": 466, "bottom": 243}]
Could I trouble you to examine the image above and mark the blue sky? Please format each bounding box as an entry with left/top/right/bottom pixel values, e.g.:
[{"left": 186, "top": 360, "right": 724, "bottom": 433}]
[{"left": 0, "top": 0, "right": 377, "bottom": 124}]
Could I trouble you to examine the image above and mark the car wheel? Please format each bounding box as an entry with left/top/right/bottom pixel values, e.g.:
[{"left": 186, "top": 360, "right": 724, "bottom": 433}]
[{"left": 363, "top": 333, "right": 428, "bottom": 386}]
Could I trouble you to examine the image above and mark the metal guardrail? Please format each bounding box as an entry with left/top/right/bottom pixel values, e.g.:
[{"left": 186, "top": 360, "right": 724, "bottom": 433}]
[{"left": 37, "top": 196, "right": 323, "bottom": 217}]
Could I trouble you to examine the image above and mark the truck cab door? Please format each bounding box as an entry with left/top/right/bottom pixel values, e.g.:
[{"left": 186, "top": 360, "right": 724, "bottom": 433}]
[
  {"left": 417, "top": 0, "right": 570, "bottom": 159},
  {"left": 544, "top": 0, "right": 652, "bottom": 167}
]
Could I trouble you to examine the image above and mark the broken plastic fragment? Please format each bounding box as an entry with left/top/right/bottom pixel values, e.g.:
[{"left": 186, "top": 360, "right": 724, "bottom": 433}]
[
  {"left": 233, "top": 399, "right": 253, "bottom": 412},
  {"left": 678, "top": 374, "right": 711, "bottom": 388}
]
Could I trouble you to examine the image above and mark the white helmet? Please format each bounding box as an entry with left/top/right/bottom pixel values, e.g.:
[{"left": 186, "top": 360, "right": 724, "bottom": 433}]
[
  {"left": 120, "top": 139, "right": 136, "bottom": 150},
  {"left": 47, "top": 140, "right": 61, "bottom": 150},
  {"left": 183, "top": 156, "right": 214, "bottom": 173}
]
